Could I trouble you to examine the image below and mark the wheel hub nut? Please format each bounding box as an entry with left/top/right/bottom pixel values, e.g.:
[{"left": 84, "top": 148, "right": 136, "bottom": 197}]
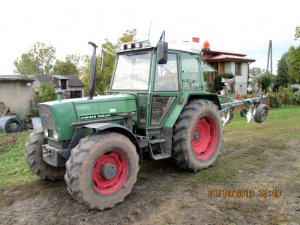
[
  {"left": 193, "top": 131, "right": 201, "bottom": 141},
  {"left": 100, "top": 163, "right": 117, "bottom": 180}
]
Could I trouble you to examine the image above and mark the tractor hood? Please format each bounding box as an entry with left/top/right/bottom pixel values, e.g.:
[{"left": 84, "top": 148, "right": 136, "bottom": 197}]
[{"left": 39, "top": 94, "right": 137, "bottom": 141}]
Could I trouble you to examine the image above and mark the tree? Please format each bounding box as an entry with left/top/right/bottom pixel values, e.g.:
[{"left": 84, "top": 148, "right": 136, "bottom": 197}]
[
  {"left": 14, "top": 42, "right": 56, "bottom": 75},
  {"left": 261, "top": 75, "right": 272, "bottom": 93},
  {"left": 53, "top": 59, "right": 79, "bottom": 75},
  {"left": 38, "top": 82, "right": 56, "bottom": 102},
  {"left": 273, "top": 53, "right": 290, "bottom": 91},
  {"left": 287, "top": 46, "right": 300, "bottom": 83},
  {"left": 250, "top": 67, "right": 265, "bottom": 76},
  {"left": 81, "top": 29, "right": 137, "bottom": 95},
  {"left": 250, "top": 67, "right": 272, "bottom": 93},
  {"left": 65, "top": 54, "right": 88, "bottom": 75},
  {"left": 13, "top": 53, "right": 37, "bottom": 75},
  {"left": 118, "top": 29, "right": 136, "bottom": 44}
]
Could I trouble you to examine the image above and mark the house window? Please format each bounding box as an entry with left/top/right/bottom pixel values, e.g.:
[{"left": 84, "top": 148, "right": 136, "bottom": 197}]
[
  {"left": 70, "top": 90, "right": 82, "bottom": 98},
  {"left": 235, "top": 63, "right": 242, "bottom": 76},
  {"left": 61, "top": 79, "right": 67, "bottom": 90}
]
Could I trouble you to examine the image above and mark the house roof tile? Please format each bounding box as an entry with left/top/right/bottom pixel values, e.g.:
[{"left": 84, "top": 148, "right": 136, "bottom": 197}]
[
  {"left": 204, "top": 54, "right": 255, "bottom": 62},
  {"left": 36, "top": 75, "right": 84, "bottom": 88},
  {"left": 63, "top": 75, "right": 84, "bottom": 87}
]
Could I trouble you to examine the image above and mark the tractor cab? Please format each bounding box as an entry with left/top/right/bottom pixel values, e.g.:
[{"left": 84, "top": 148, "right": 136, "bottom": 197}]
[{"left": 110, "top": 39, "right": 208, "bottom": 130}]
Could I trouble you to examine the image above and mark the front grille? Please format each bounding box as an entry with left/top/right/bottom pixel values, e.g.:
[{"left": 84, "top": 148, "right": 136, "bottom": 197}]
[{"left": 39, "top": 104, "right": 55, "bottom": 130}]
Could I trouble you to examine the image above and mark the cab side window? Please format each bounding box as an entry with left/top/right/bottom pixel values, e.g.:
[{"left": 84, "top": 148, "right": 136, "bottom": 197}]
[
  {"left": 181, "top": 53, "right": 202, "bottom": 91},
  {"left": 154, "top": 53, "right": 179, "bottom": 91}
]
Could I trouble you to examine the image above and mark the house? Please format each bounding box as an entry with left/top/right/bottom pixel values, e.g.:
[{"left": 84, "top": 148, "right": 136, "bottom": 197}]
[
  {"left": 0, "top": 75, "right": 36, "bottom": 118},
  {"left": 36, "top": 75, "right": 84, "bottom": 99},
  {"left": 203, "top": 50, "right": 255, "bottom": 94}
]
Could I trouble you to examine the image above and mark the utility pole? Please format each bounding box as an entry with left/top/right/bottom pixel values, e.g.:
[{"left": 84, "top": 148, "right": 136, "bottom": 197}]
[{"left": 266, "top": 40, "right": 273, "bottom": 75}]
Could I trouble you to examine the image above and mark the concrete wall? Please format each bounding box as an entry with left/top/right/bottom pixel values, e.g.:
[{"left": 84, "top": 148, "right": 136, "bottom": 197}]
[
  {"left": 234, "top": 62, "right": 249, "bottom": 94},
  {"left": 225, "top": 62, "right": 235, "bottom": 74},
  {"left": 0, "top": 81, "right": 35, "bottom": 118},
  {"left": 224, "top": 62, "right": 249, "bottom": 94},
  {"left": 56, "top": 86, "right": 84, "bottom": 98},
  {"left": 62, "top": 88, "right": 84, "bottom": 99}
]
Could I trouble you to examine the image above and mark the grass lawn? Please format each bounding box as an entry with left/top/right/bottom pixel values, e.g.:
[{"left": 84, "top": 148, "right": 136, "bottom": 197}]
[
  {"left": 0, "top": 130, "right": 39, "bottom": 190},
  {"left": 0, "top": 106, "right": 300, "bottom": 224}
]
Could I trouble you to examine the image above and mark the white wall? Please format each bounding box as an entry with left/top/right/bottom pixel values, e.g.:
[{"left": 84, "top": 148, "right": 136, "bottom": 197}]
[
  {"left": 0, "top": 81, "right": 35, "bottom": 118},
  {"left": 224, "top": 62, "right": 249, "bottom": 94},
  {"left": 225, "top": 62, "right": 235, "bottom": 74},
  {"left": 234, "top": 62, "right": 248, "bottom": 94}
]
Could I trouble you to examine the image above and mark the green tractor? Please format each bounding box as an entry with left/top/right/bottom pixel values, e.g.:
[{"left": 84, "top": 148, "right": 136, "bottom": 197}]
[{"left": 26, "top": 34, "right": 267, "bottom": 210}]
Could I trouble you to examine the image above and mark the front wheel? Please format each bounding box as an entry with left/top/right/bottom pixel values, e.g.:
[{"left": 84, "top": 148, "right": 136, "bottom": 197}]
[
  {"left": 65, "top": 132, "right": 139, "bottom": 210},
  {"left": 173, "top": 100, "right": 223, "bottom": 172},
  {"left": 25, "top": 132, "right": 65, "bottom": 180}
]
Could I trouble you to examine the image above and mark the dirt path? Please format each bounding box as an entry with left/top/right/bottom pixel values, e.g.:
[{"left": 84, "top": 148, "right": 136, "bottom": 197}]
[{"left": 1, "top": 122, "right": 300, "bottom": 225}]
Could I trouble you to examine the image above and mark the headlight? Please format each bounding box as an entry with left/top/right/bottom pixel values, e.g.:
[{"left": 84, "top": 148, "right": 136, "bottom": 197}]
[
  {"left": 53, "top": 130, "right": 58, "bottom": 140},
  {"left": 43, "top": 128, "right": 58, "bottom": 139},
  {"left": 44, "top": 128, "right": 48, "bottom": 137}
]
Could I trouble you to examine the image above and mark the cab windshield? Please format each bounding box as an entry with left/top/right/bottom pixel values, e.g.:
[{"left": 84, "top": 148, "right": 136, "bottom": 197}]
[{"left": 112, "top": 52, "right": 151, "bottom": 90}]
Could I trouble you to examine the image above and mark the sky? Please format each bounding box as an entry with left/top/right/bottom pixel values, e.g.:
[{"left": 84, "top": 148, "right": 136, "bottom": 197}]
[{"left": 0, "top": 0, "right": 299, "bottom": 75}]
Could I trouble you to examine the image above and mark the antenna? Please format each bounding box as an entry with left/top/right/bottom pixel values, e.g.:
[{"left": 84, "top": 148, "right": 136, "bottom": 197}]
[{"left": 147, "top": 21, "right": 152, "bottom": 40}]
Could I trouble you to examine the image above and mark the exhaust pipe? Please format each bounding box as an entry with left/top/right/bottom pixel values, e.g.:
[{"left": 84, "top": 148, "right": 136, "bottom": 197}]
[{"left": 88, "top": 41, "right": 98, "bottom": 99}]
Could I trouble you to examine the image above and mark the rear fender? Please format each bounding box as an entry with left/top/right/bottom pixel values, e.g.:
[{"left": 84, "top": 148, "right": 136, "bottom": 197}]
[
  {"left": 163, "top": 93, "right": 221, "bottom": 128},
  {"left": 187, "top": 93, "right": 221, "bottom": 110}
]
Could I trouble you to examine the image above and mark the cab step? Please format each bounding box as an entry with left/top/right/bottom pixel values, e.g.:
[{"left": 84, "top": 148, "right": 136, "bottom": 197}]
[
  {"left": 146, "top": 128, "right": 172, "bottom": 160},
  {"left": 149, "top": 139, "right": 166, "bottom": 145},
  {"left": 150, "top": 153, "right": 170, "bottom": 160}
]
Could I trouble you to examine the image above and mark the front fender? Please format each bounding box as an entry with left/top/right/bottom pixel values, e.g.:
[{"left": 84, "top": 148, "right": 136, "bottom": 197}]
[{"left": 83, "top": 123, "right": 142, "bottom": 159}]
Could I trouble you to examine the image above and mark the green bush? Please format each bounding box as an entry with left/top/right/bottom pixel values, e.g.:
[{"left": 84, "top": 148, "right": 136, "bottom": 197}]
[
  {"left": 275, "top": 87, "right": 300, "bottom": 106},
  {"left": 261, "top": 75, "right": 273, "bottom": 93},
  {"left": 269, "top": 95, "right": 280, "bottom": 108},
  {"left": 213, "top": 73, "right": 234, "bottom": 92},
  {"left": 38, "top": 82, "right": 56, "bottom": 103},
  {"left": 273, "top": 75, "right": 290, "bottom": 92}
]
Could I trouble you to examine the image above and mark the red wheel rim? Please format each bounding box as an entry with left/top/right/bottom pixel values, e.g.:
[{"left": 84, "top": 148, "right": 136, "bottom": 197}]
[
  {"left": 192, "top": 115, "right": 218, "bottom": 160},
  {"left": 92, "top": 150, "right": 129, "bottom": 195}
]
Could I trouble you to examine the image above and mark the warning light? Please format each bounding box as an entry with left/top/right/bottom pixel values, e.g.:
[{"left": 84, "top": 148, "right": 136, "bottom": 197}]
[
  {"left": 202, "top": 40, "right": 210, "bottom": 52},
  {"left": 203, "top": 40, "right": 210, "bottom": 49}
]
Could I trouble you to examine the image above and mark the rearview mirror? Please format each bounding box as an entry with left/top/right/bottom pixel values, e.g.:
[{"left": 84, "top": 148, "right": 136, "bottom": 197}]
[{"left": 157, "top": 41, "right": 168, "bottom": 64}]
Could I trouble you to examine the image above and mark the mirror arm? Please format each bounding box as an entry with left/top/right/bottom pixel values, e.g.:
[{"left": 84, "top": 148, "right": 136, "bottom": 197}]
[{"left": 154, "top": 30, "right": 166, "bottom": 50}]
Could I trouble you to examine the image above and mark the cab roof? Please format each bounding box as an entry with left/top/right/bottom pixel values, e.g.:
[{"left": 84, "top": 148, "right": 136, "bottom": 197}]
[{"left": 115, "top": 40, "right": 201, "bottom": 54}]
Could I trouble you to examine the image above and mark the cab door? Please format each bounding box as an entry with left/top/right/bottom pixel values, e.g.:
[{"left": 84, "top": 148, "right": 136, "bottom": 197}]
[{"left": 149, "top": 52, "right": 181, "bottom": 128}]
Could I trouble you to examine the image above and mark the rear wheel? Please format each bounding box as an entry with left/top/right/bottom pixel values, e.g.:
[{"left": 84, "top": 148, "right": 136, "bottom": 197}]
[
  {"left": 65, "top": 132, "right": 139, "bottom": 210},
  {"left": 173, "top": 100, "right": 223, "bottom": 171},
  {"left": 25, "top": 132, "right": 65, "bottom": 180}
]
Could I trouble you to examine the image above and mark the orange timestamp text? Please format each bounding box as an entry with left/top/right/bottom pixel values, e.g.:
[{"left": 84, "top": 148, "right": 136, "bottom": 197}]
[{"left": 208, "top": 188, "right": 281, "bottom": 199}]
